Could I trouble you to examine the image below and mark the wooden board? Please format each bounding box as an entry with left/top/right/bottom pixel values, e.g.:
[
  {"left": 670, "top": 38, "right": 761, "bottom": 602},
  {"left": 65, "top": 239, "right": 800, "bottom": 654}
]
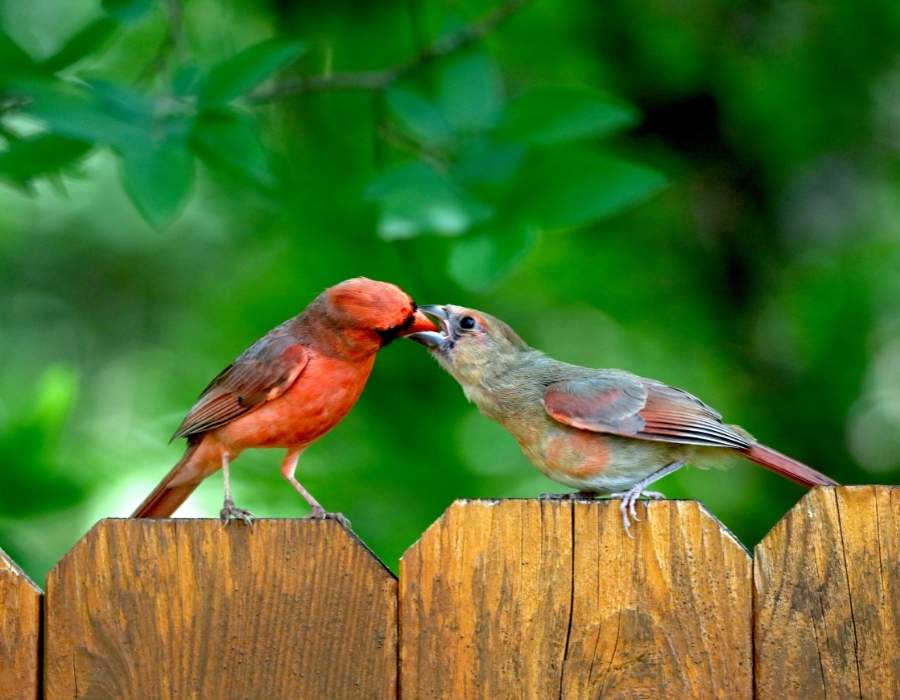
[
  {"left": 0, "top": 548, "right": 42, "bottom": 700},
  {"left": 754, "top": 485, "right": 899, "bottom": 699},
  {"left": 400, "top": 499, "right": 752, "bottom": 698},
  {"left": 44, "top": 519, "right": 397, "bottom": 700}
]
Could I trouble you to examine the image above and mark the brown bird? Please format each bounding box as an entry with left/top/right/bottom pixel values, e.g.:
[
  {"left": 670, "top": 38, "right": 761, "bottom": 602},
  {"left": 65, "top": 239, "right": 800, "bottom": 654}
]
[
  {"left": 132, "top": 277, "right": 436, "bottom": 523},
  {"left": 409, "top": 305, "right": 838, "bottom": 533}
]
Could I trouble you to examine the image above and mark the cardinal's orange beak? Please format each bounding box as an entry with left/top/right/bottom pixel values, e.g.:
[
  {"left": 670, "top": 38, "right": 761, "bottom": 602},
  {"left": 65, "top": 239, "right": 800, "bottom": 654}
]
[{"left": 400, "top": 308, "right": 440, "bottom": 335}]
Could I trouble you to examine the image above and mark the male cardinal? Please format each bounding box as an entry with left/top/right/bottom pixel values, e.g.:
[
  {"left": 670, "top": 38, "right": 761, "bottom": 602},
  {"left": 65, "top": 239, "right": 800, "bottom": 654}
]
[
  {"left": 409, "top": 305, "right": 838, "bottom": 533},
  {"left": 132, "top": 277, "right": 436, "bottom": 523}
]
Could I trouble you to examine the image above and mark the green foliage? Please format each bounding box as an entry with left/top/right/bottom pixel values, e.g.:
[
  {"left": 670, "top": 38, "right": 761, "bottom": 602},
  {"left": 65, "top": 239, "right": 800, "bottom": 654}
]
[
  {"left": 368, "top": 50, "right": 661, "bottom": 287},
  {"left": 447, "top": 224, "right": 538, "bottom": 291},
  {"left": 39, "top": 18, "right": 119, "bottom": 73},
  {"left": 2, "top": 18, "right": 659, "bottom": 288},
  {"left": 196, "top": 38, "right": 306, "bottom": 107},
  {"left": 1, "top": 22, "right": 306, "bottom": 232},
  {"left": 499, "top": 86, "right": 636, "bottom": 145},
  {"left": 0, "top": 365, "right": 83, "bottom": 517},
  {"left": 14, "top": 78, "right": 151, "bottom": 147},
  {"left": 366, "top": 161, "right": 491, "bottom": 239},
  {"left": 386, "top": 87, "right": 454, "bottom": 147},
  {"left": 1, "top": 0, "right": 898, "bottom": 583},
  {"left": 101, "top": 0, "right": 155, "bottom": 22},
  {"left": 514, "top": 151, "right": 664, "bottom": 230},
  {"left": 0, "top": 134, "right": 90, "bottom": 187},
  {"left": 121, "top": 132, "right": 194, "bottom": 229},
  {"left": 191, "top": 111, "right": 272, "bottom": 187},
  {"left": 438, "top": 50, "right": 504, "bottom": 132}
]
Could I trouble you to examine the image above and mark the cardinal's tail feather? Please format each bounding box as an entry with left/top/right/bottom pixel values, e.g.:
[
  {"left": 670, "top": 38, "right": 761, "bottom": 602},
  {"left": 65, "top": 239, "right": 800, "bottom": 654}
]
[
  {"left": 743, "top": 443, "right": 838, "bottom": 488},
  {"left": 132, "top": 439, "right": 214, "bottom": 518}
]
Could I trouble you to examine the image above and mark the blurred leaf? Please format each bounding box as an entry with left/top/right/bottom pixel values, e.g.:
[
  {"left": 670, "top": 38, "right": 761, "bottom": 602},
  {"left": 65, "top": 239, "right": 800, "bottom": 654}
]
[
  {"left": 448, "top": 224, "right": 539, "bottom": 291},
  {"left": 14, "top": 77, "right": 195, "bottom": 226},
  {"left": 87, "top": 79, "right": 156, "bottom": 120},
  {"left": 12, "top": 78, "right": 149, "bottom": 148},
  {"left": 40, "top": 18, "right": 118, "bottom": 73},
  {"left": 191, "top": 111, "right": 272, "bottom": 186},
  {"left": 386, "top": 86, "right": 454, "bottom": 146},
  {"left": 197, "top": 38, "right": 305, "bottom": 108},
  {"left": 102, "top": 0, "right": 154, "bottom": 22},
  {"left": 172, "top": 63, "right": 202, "bottom": 96},
  {"left": 0, "top": 365, "right": 84, "bottom": 515},
  {"left": 366, "top": 161, "right": 491, "bottom": 240},
  {"left": 121, "top": 137, "right": 194, "bottom": 229},
  {"left": 438, "top": 49, "right": 503, "bottom": 132},
  {"left": 31, "top": 365, "right": 79, "bottom": 427},
  {"left": 499, "top": 86, "right": 637, "bottom": 145},
  {"left": 453, "top": 137, "right": 525, "bottom": 186},
  {"left": 0, "top": 133, "right": 91, "bottom": 185},
  {"left": 516, "top": 150, "right": 666, "bottom": 229},
  {"left": 0, "top": 31, "right": 36, "bottom": 78}
]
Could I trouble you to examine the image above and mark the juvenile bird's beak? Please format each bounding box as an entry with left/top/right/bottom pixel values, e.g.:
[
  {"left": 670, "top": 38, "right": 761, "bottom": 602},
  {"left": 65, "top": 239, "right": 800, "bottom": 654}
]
[{"left": 405, "top": 304, "right": 450, "bottom": 350}]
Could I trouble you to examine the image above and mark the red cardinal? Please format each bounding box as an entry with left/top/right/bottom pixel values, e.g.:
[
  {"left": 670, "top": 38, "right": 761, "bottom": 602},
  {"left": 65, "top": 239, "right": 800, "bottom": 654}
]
[
  {"left": 409, "top": 305, "right": 838, "bottom": 533},
  {"left": 132, "top": 278, "right": 436, "bottom": 523}
]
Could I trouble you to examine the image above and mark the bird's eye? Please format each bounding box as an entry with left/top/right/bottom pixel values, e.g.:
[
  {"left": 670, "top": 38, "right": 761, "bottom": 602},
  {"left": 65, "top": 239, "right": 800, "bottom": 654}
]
[{"left": 459, "top": 316, "right": 477, "bottom": 330}]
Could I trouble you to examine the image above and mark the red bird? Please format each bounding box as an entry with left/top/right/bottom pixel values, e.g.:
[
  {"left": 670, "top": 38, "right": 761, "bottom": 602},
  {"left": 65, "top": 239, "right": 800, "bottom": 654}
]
[
  {"left": 409, "top": 305, "right": 838, "bottom": 534},
  {"left": 132, "top": 278, "right": 436, "bottom": 523}
]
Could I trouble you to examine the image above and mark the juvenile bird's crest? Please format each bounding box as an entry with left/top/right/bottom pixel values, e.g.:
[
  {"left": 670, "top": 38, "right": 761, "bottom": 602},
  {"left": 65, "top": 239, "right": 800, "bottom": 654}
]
[{"left": 486, "top": 314, "right": 528, "bottom": 350}]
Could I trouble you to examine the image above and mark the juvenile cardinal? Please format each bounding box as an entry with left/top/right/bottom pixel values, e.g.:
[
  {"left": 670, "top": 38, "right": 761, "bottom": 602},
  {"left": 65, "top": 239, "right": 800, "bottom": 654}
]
[
  {"left": 132, "top": 278, "right": 436, "bottom": 523},
  {"left": 409, "top": 305, "right": 838, "bottom": 533}
]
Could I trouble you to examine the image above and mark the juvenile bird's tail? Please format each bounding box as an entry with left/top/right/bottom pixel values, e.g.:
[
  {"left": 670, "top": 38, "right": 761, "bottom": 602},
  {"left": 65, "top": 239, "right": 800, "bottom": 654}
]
[
  {"left": 132, "top": 439, "right": 212, "bottom": 518},
  {"left": 743, "top": 443, "right": 838, "bottom": 488}
]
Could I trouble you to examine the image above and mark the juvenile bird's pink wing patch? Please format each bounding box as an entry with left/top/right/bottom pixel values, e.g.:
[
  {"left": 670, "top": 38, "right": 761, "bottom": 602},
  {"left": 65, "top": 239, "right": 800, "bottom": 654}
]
[
  {"left": 544, "top": 375, "right": 750, "bottom": 449},
  {"left": 172, "top": 326, "right": 310, "bottom": 440},
  {"left": 543, "top": 376, "right": 648, "bottom": 434}
]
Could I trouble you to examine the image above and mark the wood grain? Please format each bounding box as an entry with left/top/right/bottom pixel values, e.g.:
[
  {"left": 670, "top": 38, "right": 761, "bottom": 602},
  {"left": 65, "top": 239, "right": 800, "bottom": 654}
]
[
  {"left": 0, "top": 547, "right": 41, "bottom": 700},
  {"left": 400, "top": 499, "right": 752, "bottom": 699},
  {"left": 754, "top": 485, "right": 899, "bottom": 699},
  {"left": 44, "top": 519, "right": 397, "bottom": 700}
]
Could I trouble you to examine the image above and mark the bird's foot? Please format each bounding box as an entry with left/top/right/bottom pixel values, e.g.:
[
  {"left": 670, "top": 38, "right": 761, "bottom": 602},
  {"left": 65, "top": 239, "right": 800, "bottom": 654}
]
[
  {"left": 539, "top": 491, "right": 598, "bottom": 501},
  {"left": 606, "top": 487, "right": 667, "bottom": 538},
  {"left": 307, "top": 505, "right": 351, "bottom": 529},
  {"left": 220, "top": 500, "right": 255, "bottom": 526}
]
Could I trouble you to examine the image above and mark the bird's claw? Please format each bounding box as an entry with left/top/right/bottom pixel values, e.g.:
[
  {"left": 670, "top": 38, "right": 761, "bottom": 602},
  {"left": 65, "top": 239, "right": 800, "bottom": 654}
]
[
  {"left": 220, "top": 500, "right": 255, "bottom": 526},
  {"left": 307, "top": 506, "right": 351, "bottom": 529},
  {"left": 541, "top": 487, "right": 665, "bottom": 536},
  {"left": 607, "top": 487, "right": 666, "bottom": 538}
]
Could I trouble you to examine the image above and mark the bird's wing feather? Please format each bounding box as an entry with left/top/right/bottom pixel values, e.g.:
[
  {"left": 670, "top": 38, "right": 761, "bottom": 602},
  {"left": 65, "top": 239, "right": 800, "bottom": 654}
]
[
  {"left": 543, "top": 375, "right": 750, "bottom": 449},
  {"left": 172, "top": 329, "right": 310, "bottom": 440}
]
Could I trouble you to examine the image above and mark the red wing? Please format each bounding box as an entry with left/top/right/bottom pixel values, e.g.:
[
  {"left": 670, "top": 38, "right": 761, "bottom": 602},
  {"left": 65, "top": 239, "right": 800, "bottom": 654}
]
[
  {"left": 543, "top": 375, "right": 750, "bottom": 449},
  {"left": 172, "top": 331, "right": 309, "bottom": 440}
]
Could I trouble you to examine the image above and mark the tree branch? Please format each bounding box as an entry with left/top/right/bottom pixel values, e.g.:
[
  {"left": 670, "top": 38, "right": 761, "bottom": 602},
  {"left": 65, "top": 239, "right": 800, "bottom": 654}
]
[{"left": 250, "top": 0, "right": 526, "bottom": 102}]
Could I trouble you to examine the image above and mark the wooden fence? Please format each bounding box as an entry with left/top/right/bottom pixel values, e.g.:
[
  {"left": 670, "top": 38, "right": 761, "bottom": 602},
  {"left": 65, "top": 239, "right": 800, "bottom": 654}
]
[{"left": 1, "top": 485, "right": 896, "bottom": 699}]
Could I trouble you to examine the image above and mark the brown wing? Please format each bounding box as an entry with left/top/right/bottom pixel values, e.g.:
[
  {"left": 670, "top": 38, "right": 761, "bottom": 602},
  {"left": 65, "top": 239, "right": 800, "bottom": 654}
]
[
  {"left": 543, "top": 374, "right": 750, "bottom": 449},
  {"left": 172, "top": 325, "right": 310, "bottom": 440}
]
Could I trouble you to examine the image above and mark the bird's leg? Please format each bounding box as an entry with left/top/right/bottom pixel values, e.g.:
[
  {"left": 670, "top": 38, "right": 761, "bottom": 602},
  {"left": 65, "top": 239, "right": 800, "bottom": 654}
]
[
  {"left": 280, "top": 449, "right": 351, "bottom": 528},
  {"left": 220, "top": 453, "right": 254, "bottom": 525},
  {"left": 607, "top": 461, "right": 685, "bottom": 538}
]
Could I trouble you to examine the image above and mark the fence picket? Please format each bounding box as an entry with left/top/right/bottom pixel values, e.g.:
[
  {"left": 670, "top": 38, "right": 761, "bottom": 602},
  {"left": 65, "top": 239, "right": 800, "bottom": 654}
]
[
  {"left": 43, "top": 519, "right": 397, "bottom": 700},
  {"left": 754, "top": 485, "right": 899, "bottom": 699},
  {"left": 0, "top": 548, "right": 41, "bottom": 700},
  {"left": 399, "top": 499, "right": 752, "bottom": 699}
]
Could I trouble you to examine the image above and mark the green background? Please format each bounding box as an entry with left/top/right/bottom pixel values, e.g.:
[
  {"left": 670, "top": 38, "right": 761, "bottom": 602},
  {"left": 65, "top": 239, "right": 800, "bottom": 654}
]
[{"left": 2, "top": 0, "right": 899, "bottom": 582}]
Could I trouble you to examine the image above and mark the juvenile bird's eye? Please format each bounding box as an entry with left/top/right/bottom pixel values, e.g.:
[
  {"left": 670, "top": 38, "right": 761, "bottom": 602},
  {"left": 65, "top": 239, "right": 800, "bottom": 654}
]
[{"left": 459, "top": 316, "right": 477, "bottom": 330}]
